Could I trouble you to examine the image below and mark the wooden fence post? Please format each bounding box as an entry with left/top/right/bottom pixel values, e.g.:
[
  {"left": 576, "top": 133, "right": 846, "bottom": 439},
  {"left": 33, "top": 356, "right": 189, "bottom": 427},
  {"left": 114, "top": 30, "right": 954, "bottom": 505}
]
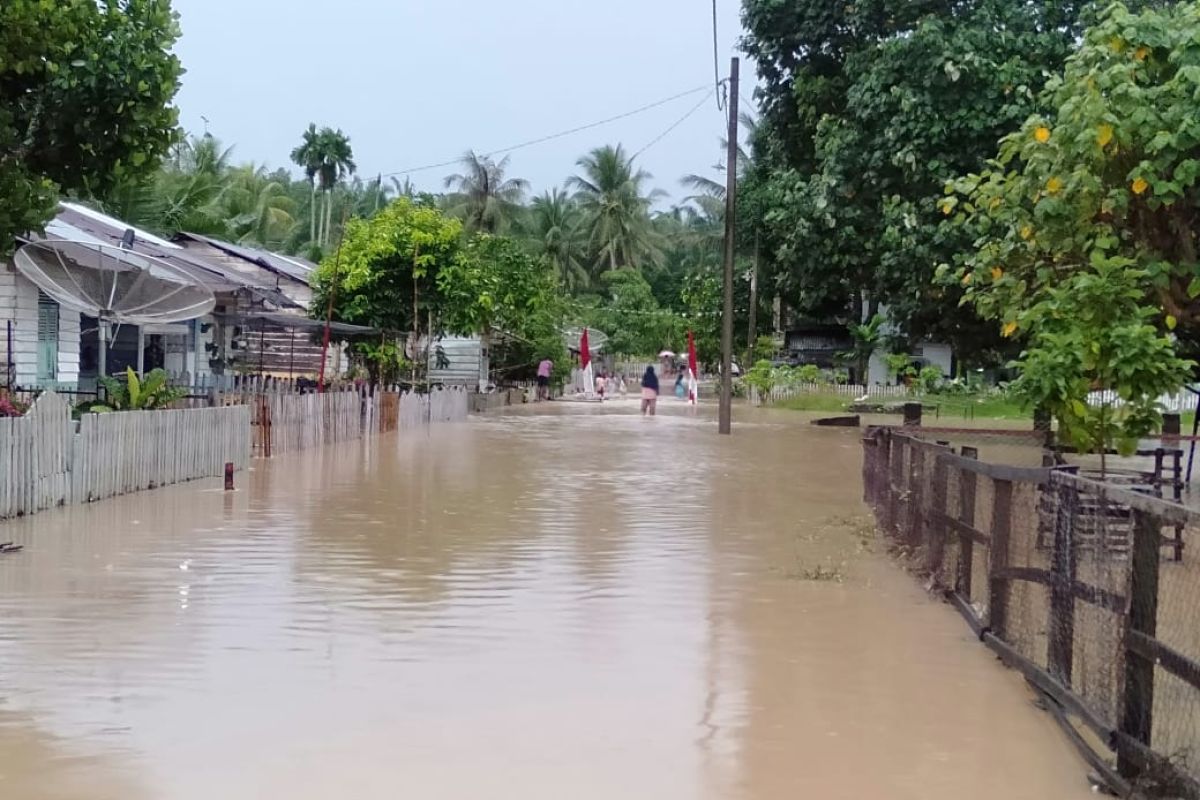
[
  {"left": 957, "top": 446, "right": 979, "bottom": 599},
  {"left": 928, "top": 449, "right": 949, "bottom": 577},
  {"left": 1047, "top": 480, "right": 1077, "bottom": 682},
  {"left": 903, "top": 402, "right": 923, "bottom": 427},
  {"left": 888, "top": 433, "right": 905, "bottom": 537},
  {"left": 987, "top": 478, "right": 1014, "bottom": 638},
  {"left": 906, "top": 441, "right": 927, "bottom": 547},
  {"left": 1118, "top": 508, "right": 1162, "bottom": 779}
]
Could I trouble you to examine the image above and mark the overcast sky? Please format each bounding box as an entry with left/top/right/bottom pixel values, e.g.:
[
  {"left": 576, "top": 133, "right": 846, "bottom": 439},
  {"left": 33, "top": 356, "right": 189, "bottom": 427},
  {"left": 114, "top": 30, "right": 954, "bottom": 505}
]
[{"left": 170, "top": 0, "right": 755, "bottom": 204}]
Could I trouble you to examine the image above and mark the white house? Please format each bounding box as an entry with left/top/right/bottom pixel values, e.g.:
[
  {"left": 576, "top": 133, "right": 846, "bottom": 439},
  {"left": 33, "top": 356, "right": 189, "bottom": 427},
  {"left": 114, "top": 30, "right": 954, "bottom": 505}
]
[
  {"left": 864, "top": 304, "right": 955, "bottom": 385},
  {"left": 2, "top": 203, "right": 351, "bottom": 391}
]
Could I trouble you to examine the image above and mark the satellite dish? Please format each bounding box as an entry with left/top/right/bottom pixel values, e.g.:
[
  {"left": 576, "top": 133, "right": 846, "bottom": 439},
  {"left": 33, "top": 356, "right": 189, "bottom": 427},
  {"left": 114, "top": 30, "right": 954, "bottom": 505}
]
[
  {"left": 15, "top": 240, "right": 216, "bottom": 378},
  {"left": 562, "top": 326, "right": 608, "bottom": 353}
]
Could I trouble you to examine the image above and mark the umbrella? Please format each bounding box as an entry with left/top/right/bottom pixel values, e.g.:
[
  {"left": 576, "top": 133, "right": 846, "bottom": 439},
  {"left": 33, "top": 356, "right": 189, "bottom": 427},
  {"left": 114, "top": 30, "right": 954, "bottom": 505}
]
[
  {"left": 658, "top": 350, "right": 676, "bottom": 358},
  {"left": 687, "top": 330, "right": 699, "bottom": 405}
]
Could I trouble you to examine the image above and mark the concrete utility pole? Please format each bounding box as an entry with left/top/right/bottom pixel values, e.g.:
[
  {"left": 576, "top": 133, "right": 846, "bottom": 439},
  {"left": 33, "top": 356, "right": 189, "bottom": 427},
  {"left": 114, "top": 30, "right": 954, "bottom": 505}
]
[{"left": 718, "top": 57, "right": 739, "bottom": 435}]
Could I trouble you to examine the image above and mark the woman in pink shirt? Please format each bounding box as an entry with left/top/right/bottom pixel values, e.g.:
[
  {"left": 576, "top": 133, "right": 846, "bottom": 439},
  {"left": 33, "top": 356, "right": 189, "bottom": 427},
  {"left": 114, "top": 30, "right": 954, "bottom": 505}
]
[{"left": 536, "top": 358, "right": 553, "bottom": 401}]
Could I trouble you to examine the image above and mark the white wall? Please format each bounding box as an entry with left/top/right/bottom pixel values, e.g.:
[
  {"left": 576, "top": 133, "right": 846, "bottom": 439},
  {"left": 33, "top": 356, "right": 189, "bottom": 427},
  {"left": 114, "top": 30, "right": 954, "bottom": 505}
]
[
  {"left": 867, "top": 341, "right": 954, "bottom": 385},
  {"left": 0, "top": 270, "right": 79, "bottom": 388}
]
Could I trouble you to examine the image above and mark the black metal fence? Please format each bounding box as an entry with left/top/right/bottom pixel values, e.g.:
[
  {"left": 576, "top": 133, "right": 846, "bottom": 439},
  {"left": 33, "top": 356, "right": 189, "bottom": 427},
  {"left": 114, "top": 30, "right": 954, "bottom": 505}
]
[{"left": 863, "top": 427, "right": 1200, "bottom": 798}]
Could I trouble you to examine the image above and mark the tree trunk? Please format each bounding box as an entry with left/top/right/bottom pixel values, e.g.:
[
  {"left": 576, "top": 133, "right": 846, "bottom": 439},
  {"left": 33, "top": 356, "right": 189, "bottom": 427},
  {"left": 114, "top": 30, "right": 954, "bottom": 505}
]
[
  {"left": 478, "top": 328, "right": 491, "bottom": 393},
  {"left": 325, "top": 192, "right": 334, "bottom": 247},
  {"left": 309, "top": 182, "right": 317, "bottom": 243}
]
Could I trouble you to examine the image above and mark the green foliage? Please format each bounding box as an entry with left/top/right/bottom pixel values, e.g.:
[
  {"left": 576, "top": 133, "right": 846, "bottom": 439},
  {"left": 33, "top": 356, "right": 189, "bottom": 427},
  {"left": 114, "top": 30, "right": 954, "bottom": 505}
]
[
  {"left": 884, "top": 353, "right": 916, "bottom": 381},
  {"left": 86, "top": 368, "right": 185, "bottom": 413},
  {"left": 1007, "top": 258, "right": 1192, "bottom": 459},
  {"left": 350, "top": 340, "right": 409, "bottom": 386},
  {"left": 743, "top": 0, "right": 1088, "bottom": 359},
  {"left": 0, "top": 0, "right": 183, "bottom": 258},
  {"left": 313, "top": 198, "right": 463, "bottom": 334},
  {"left": 844, "top": 314, "right": 885, "bottom": 383},
  {"left": 752, "top": 335, "right": 777, "bottom": 364},
  {"left": 796, "top": 364, "right": 823, "bottom": 384},
  {"left": 949, "top": 1, "right": 1200, "bottom": 335},
  {"left": 917, "top": 364, "right": 945, "bottom": 394},
  {"left": 743, "top": 359, "right": 777, "bottom": 398},
  {"left": 438, "top": 234, "right": 560, "bottom": 344},
  {"left": 576, "top": 269, "right": 680, "bottom": 358}
]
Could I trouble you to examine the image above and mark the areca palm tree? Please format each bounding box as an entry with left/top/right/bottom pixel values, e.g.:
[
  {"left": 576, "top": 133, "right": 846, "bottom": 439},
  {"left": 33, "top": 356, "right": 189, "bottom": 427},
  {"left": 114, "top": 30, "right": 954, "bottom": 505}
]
[
  {"left": 443, "top": 151, "right": 528, "bottom": 233},
  {"left": 568, "top": 144, "right": 664, "bottom": 277},
  {"left": 521, "top": 189, "right": 588, "bottom": 292},
  {"left": 290, "top": 123, "right": 322, "bottom": 243},
  {"left": 314, "top": 127, "right": 355, "bottom": 247}
]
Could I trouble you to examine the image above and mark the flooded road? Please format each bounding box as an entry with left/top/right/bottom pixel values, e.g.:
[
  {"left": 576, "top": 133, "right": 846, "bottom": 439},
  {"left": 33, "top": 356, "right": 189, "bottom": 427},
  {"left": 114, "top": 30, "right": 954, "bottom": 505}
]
[{"left": 0, "top": 402, "right": 1093, "bottom": 799}]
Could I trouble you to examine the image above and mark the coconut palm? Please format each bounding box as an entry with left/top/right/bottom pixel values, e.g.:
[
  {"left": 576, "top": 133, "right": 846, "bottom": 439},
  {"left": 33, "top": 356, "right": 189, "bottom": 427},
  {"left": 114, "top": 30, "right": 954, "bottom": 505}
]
[
  {"left": 223, "top": 165, "right": 297, "bottom": 248},
  {"left": 521, "top": 189, "right": 588, "bottom": 292},
  {"left": 443, "top": 151, "right": 529, "bottom": 233},
  {"left": 568, "top": 144, "right": 664, "bottom": 276},
  {"left": 290, "top": 124, "right": 322, "bottom": 244}
]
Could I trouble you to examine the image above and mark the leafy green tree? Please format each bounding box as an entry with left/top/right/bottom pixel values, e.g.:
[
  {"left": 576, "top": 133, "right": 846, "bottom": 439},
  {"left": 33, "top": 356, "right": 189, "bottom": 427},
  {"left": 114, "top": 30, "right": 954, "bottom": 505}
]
[
  {"left": 438, "top": 235, "right": 560, "bottom": 388},
  {"left": 950, "top": 0, "right": 1200, "bottom": 336},
  {"left": 1007, "top": 258, "right": 1191, "bottom": 473},
  {"left": 845, "top": 314, "right": 885, "bottom": 385},
  {"left": 443, "top": 151, "right": 529, "bottom": 234},
  {"left": 569, "top": 145, "right": 664, "bottom": 276},
  {"left": 311, "top": 198, "right": 463, "bottom": 341},
  {"left": 576, "top": 270, "right": 679, "bottom": 358},
  {"left": 742, "top": 0, "right": 1089, "bottom": 357},
  {"left": 0, "top": 0, "right": 184, "bottom": 257}
]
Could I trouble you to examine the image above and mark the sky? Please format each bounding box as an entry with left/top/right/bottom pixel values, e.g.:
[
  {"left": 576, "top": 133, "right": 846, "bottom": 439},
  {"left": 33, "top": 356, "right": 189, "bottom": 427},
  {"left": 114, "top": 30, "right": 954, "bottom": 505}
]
[{"left": 170, "top": 0, "right": 755, "bottom": 205}]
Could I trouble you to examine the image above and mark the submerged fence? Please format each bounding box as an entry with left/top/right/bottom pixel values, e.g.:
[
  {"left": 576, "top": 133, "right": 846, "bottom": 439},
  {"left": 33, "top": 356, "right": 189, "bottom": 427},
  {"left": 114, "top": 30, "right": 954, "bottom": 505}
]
[
  {"left": 0, "top": 386, "right": 471, "bottom": 520},
  {"left": 863, "top": 427, "right": 1200, "bottom": 797},
  {"left": 0, "top": 393, "right": 249, "bottom": 517}
]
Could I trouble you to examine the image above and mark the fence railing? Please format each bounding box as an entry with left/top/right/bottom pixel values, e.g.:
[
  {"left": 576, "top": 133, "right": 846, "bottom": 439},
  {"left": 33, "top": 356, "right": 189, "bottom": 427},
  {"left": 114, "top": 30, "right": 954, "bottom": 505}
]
[
  {"left": 0, "top": 392, "right": 249, "bottom": 517},
  {"left": 863, "top": 427, "right": 1200, "bottom": 797},
  {"left": 0, "top": 387, "right": 471, "bottom": 519},
  {"left": 748, "top": 382, "right": 909, "bottom": 405}
]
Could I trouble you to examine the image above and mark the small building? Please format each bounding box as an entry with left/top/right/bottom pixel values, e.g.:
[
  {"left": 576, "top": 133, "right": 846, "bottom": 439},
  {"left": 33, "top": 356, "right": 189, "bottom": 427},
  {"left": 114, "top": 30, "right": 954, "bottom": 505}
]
[
  {"left": 783, "top": 322, "right": 852, "bottom": 368},
  {"left": 2, "top": 203, "right": 352, "bottom": 391}
]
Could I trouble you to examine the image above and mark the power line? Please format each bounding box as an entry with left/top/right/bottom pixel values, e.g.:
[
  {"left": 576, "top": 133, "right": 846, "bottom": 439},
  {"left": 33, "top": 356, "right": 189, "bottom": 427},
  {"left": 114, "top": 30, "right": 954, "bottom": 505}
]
[
  {"left": 633, "top": 90, "right": 715, "bottom": 160},
  {"left": 712, "top": 0, "right": 725, "bottom": 111},
  {"left": 378, "top": 85, "right": 711, "bottom": 180}
]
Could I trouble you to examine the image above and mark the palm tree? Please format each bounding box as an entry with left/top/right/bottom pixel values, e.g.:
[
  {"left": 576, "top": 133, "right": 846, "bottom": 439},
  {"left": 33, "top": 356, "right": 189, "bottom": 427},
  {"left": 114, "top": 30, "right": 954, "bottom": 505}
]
[
  {"left": 223, "top": 165, "right": 297, "bottom": 248},
  {"left": 290, "top": 123, "right": 322, "bottom": 244},
  {"left": 443, "top": 151, "right": 529, "bottom": 233},
  {"left": 568, "top": 144, "right": 664, "bottom": 276},
  {"left": 521, "top": 189, "right": 588, "bottom": 292},
  {"left": 314, "top": 127, "right": 355, "bottom": 247},
  {"left": 568, "top": 144, "right": 667, "bottom": 278}
]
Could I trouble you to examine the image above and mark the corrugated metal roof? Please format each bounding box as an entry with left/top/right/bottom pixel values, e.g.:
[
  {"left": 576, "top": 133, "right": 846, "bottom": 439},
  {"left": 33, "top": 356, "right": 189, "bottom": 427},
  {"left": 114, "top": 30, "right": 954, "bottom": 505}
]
[{"left": 175, "top": 232, "right": 314, "bottom": 285}]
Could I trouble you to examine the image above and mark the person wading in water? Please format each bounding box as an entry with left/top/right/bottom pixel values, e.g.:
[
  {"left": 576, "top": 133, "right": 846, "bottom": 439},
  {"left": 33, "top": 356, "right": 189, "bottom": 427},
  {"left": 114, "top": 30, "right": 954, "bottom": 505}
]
[{"left": 641, "top": 366, "right": 659, "bottom": 417}]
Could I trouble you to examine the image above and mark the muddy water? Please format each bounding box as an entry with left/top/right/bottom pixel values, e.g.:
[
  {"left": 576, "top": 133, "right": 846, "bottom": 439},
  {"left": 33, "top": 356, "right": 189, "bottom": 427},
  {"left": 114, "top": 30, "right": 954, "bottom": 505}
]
[{"left": 0, "top": 402, "right": 1094, "bottom": 799}]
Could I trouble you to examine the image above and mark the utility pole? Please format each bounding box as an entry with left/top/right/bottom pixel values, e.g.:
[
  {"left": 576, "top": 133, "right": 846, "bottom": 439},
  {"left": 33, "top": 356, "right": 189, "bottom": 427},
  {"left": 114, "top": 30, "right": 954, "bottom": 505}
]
[{"left": 719, "top": 57, "right": 739, "bottom": 435}]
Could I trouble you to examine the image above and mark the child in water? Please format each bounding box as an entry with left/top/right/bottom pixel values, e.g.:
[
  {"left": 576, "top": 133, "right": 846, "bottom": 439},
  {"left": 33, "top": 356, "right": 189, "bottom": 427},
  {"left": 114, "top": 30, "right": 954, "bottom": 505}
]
[{"left": 641, "top": 366, "right": 659, "bottom": 416}]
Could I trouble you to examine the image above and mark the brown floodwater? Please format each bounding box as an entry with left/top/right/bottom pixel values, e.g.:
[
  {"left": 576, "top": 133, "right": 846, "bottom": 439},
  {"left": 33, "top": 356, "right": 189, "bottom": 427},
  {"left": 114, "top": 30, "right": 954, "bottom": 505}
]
[{"left": 0, "top": 401, "right": 1096, "bottom": 799}]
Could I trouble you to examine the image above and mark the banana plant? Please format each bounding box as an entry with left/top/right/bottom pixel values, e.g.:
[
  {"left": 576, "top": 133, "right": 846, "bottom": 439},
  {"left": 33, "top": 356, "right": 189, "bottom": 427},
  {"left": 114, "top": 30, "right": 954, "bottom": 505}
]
[{"left": 86, "top": 367, "right": 186, "bottom": 413}]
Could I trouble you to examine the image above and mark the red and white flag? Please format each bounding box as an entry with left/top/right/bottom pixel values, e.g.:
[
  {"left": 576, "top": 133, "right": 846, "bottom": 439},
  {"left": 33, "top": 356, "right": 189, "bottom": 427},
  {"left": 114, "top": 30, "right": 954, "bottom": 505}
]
[{"left": 687, "top": 330, "right": 699, "bottom": 405}]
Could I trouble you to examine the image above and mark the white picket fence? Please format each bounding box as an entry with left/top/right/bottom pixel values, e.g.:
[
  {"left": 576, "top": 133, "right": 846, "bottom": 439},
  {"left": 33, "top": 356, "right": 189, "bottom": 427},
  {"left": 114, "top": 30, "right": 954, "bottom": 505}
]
[
  {"left": 0, "top": 392, "right": 249, "bottom": 518},
  {"left": 72, "top": 405, "right": 250, "bottom": 504},
  {"left": 1088, "top": 388, "right": 1199, "bottom": 414},
  {"left": 747, "top": 382, "right": 909, "bottom": 405}
]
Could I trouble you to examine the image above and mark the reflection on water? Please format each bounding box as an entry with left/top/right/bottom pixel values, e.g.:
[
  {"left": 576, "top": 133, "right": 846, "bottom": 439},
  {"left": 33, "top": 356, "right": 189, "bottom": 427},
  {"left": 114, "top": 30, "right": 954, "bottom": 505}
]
[{"left": 0, "top": 402, "right": 1094, "bottom": 799}]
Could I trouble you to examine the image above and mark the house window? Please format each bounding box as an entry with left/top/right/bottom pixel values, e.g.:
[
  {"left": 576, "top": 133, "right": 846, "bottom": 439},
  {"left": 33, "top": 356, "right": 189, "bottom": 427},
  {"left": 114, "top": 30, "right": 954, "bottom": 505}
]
[{"left": 37, "top": 291, "right": 59, "bottom": 383}]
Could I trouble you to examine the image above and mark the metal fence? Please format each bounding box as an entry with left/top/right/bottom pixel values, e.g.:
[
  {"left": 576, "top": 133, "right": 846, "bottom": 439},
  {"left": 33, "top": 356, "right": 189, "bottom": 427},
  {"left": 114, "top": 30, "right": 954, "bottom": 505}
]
[{"left": 863, "top": 427, "right": 1200, "bottom": 798}]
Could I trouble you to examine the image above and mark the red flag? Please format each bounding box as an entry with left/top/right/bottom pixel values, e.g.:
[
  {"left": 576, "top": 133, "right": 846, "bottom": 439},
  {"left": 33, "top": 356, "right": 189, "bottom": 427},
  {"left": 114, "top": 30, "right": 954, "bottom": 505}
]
[
  {"left": 580, "top": 328, "right": 591, "bottom": 370},
  {"left": 687, "top": 330, "right": 699, "bottom": 403}
]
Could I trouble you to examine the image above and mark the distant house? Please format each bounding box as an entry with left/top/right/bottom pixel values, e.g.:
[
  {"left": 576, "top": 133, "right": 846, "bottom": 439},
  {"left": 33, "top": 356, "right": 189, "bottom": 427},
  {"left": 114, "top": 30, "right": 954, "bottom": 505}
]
[
  {"left": 2, "top": 203, "right": 364, "bottom": 391},
  {"left": 778, "top": 307, "right": 954, "bottom": 385},
  {"left": 783, "top": 321, "right": 852, "bottom": 369}
]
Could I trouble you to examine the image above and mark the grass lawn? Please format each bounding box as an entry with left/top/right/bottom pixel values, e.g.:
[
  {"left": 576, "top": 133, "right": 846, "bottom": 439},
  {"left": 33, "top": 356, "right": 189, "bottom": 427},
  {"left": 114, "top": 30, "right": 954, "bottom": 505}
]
[{"left": 774, "top": 391, "right": 1030, "bottom": 421}]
